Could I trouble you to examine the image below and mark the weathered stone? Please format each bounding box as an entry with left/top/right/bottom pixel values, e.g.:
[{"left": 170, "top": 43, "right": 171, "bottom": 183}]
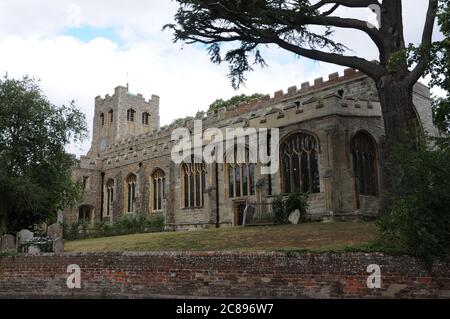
[
  {"left": 0, "top": 234, "right": 15, "bottom": 251},
  {"left": 17, "top": 229, "right": 34, "bottom": 244},
  {"left": 57, "top": 210, "right": 64, "bottom": 224},
  {"left": 289, "top": 210, "right": 301, "bottom": 225},
  {"left": 62, "top": 71, "right": 437, "bottom": 231},
  {"left": 52, "top": 238, "right": 64, "bottom": 254},
  {"left": 47, "top": 223, "right": 63, "bottom": 239},
  {"left": 27, "top": 245, "right": 41, "bottom": 255}
]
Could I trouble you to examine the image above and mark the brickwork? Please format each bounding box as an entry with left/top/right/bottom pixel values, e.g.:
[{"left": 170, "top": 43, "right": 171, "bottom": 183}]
[{"left": 0, "top": 252, "right": 448, "bottom": 298}]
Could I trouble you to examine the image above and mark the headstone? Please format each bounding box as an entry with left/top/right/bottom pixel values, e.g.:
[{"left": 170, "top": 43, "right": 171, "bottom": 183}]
[
  {"left": 1, "top": 234, "right": 15, "bottom": 252},
  {"left": 242, "top": 204, "right": 255, "bottom": 227},
  {"left": 17, "top": 229, "right": 34, "bottom": 244},
  {"left": 53, "top": 238, "right": 64, "bottom": 254},
  {"left": 27, "top": 245, "right": 41, "bottom": 255},
  {"left": 57, "top": 210, "right": 64, "bottom": 224},
  {"left": 47, "top": 223, "right": 63, "bottom": 239},
  {"left": 289, "top": 209, "right": 301, "bottom": 225}
]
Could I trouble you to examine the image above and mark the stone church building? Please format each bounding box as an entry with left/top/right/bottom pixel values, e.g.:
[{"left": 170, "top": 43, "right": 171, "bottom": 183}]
[{"left": 64, "top": 68, "right": 436, "bottom": 230}]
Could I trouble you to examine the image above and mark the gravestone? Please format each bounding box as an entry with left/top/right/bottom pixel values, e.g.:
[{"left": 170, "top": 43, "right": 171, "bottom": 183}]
[
  {"left": 289, "top": 210, "right": 301, "bottom": 225},
  {"left": 27, "top": 245, "right": 41, "bottom": 255},
  {"left": 1, "top": 234, "right": 15, "bottom": 252},
  {"left": 17, "top": 229, "right": 34, "bottom": 245},
  {"left": 47, "top": 223, "right": 63, "bottom": 239},
  {"left": 242, "top": 204, "right": 255, "bottom": 227},
  {"left": 52, "top": 238, "right": 64, "bottom": 254},
  {"left": 57, "top": 210, "right": 64, "bottom": 224}
]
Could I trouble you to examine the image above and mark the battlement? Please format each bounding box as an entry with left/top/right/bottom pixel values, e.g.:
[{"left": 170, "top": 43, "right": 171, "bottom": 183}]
[{"left": 95, "top": 86, "right": 160, "bottom": 106}]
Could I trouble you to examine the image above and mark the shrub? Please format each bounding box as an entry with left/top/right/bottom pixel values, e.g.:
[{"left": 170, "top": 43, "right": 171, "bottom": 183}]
[
  {"left": 63, "top": 214, "right": 166, "bottom": 241},
  {"left": 378, "top": 134, "right": 450, "bottom": 264},
  {"left": 272, "top": 191, "right": 309, "bottom": 224}
]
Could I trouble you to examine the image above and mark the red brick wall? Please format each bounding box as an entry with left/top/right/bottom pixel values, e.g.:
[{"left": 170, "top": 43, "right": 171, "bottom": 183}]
[{"left": 0, "top": 252, "right": 448, "bottom": 299}]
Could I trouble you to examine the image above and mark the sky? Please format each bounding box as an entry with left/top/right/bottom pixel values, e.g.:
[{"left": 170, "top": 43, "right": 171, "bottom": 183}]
[{"left": 0, "top": 0, "right": 444, "bottom": 156}]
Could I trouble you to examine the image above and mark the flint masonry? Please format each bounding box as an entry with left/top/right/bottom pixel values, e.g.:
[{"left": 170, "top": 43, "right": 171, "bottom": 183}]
[{"left": 64, "top": 69, "right": 437, "bottom": 230}]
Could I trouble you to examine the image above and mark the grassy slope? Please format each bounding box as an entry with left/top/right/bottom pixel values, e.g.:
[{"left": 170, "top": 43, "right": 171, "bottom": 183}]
[{"left": 65, "top": 222, "right": 378, "bottom": 253}]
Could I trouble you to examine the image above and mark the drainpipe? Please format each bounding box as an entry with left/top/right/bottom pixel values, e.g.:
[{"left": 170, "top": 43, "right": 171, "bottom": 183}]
[
  {"left": 100, "top": 172, "right": 105, "bottom": 222},
  {"left": 215, "top": 162, "right": 220, "bottom": 228}
]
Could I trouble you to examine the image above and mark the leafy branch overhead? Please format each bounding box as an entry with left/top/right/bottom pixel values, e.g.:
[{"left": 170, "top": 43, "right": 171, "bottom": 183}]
[{"left": 165, "top": 0, "right": 440, "bottom": 89}]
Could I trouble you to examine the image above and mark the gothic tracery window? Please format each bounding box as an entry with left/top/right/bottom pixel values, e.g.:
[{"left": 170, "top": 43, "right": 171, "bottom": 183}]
[
  {"left": 126, "top": 174, "right": 137, "bottom": 213},
  {"left": 151, "top": 169, "right": 165, "bottom": 211},
  {"left": 351, "top": 131, "right": 378, "bottom": 196},
  {"left": 225, "top": 146, "right": 255, "bottom": 198},
  {"left": 106, "top": 179, "right": 114, "bottom": 217},
  {"left": 181, "top": 157, "right": 206, "bottom": 209},
  {"left": 281, "top": 132, "right": 320, "bottom": 194}
]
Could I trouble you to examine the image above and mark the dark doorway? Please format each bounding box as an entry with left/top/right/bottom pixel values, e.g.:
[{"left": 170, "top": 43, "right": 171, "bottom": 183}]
[
  {"left": 78, "top": 205, "right": 94, "bottom": 223},
  {"left": 234, "top": 202, "right": 247, "bottom": 226}
]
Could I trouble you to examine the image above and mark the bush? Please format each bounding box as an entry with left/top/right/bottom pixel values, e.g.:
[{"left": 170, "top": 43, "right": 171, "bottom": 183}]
[
  {"left": 378, "top": 134, "right": 450, "bottom": 264},
  {"left": 63, "top": 214, "right": 166, "bottom": 241},
  {"left": 272, "top": 191, "right": 309, "bottom": 224}
]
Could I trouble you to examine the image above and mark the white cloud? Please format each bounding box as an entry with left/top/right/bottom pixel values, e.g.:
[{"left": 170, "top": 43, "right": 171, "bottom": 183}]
[{"left": 0, "top": 0, "right": 444, "bottom": 156}]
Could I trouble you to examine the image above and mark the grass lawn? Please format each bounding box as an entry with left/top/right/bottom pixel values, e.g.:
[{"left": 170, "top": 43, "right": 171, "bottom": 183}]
[{"left": 65, "top": 221, "right": 379, "bottom": 253}]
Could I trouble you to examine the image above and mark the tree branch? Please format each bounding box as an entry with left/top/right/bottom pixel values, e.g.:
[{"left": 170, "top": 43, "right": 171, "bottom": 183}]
[
  {"left": 312, "top": 0, "right": 380, "bottom": 10},
  {"left": 408, "top": 0, "right": 438, "bottom": 84},
  {"left": 270, "top": 36, "right": 385, "bottom": 79}
]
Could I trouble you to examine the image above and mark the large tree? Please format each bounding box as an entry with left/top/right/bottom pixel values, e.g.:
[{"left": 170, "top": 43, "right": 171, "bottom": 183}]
[
  {"left": 0, "top": 76, "right": 87, "bottom": 233},
  {"left": 166, "top": 0, "right": 442, "bottom": 211}
]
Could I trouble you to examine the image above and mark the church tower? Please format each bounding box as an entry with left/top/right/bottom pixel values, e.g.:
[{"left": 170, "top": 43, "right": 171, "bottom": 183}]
[{"left": 89, "top": 85, "right": 160, "bottom": 156}]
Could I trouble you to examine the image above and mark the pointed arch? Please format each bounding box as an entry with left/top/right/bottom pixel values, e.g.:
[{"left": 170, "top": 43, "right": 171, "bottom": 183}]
[
  {"left": 351, "top": 130, "right": 379, "bottom": 197},
  {"left": 180, "top": 155, "right": 207, "bottom": 209},
  {"left": 125, "top": 173, "right": 137, "bottom": 213},
  {"left": 151, "top": 168, "right": 166, "bottom": 211},
  {"left": 280, "top": 131, "right": 321, "bottom": 194}
]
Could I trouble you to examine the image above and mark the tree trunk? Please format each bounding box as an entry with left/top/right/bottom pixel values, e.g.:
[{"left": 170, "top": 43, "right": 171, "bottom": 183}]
[{"left": 377, "top": 75, "right": 417, "bottom": 214}]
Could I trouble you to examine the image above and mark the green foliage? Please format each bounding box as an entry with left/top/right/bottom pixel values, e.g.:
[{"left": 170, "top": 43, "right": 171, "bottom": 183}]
[
  {"left": 0, "top": 75, "right": 87, "bottom": 233},
  {"left": 208, "top": 93, "right": 264, "bottom": 113},
  {"left": 63, "top": 214, "right": 166, "bottom": 241},
  {"left": 272, "top": 191, "right": 309, "bottom": 225},
  {"left": 378, "top": 134, "right": 450, "bottom": 263},
  {"left": 165, "top": 1, "right": 346, "bottom": 89}
]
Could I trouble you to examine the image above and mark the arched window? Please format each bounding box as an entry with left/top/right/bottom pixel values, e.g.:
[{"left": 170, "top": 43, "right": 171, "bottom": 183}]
[
  {"left": 100, "top": 113, "right": 105, "bottom": 126},
  {"left": 181, "top": 157, "right": 206, "bottom": 209},
  {"left": 281, "top": 132, "right": 320, "bottom": 194},
  {"left": 126, "top": 174, "right": 137, "bottom": 213},
  {"left": 151, "top": 169, "right": 165, "bottom": 211},
  {"left": 106, "top": 179, "right": 114, "bottom": 217},
  {"left": 351, "top": 131, "right": 378, "bottom": 196},
  {"left": 127, "top": 109, "right": 135, "bottom": 122},
  {"left": 225, "top": 146, "right": 255, "bottom": 198},
  {"left": 142, "top": 112, "right": 150, "bottom": 125},
  {"left": 108, "top": 110, "right": 114, "bottom": 124}
]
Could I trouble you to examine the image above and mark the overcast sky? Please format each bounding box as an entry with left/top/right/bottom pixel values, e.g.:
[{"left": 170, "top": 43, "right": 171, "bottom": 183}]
[{"left": 0, "top": 0, "right": 444, "bottom": 156}]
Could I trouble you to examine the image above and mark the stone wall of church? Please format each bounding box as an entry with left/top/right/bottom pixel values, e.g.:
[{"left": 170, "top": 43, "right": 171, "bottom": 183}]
[{"left": 64, "top": 69, "right": 435, "bottom": 229}]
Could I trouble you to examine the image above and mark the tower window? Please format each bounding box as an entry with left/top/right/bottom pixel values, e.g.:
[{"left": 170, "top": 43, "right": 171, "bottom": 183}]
[
  {"left": 109, "top": 110, "right": 114, "bottom": 123},
  {"left": 100, "top": 113, "right": 105, "bottom": 126},
  {"left": 127, "top": 109, "right": 135, "bottom": 122},
  {"left": 142, "top": 112, "right": 150, "bottom": 125}
]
